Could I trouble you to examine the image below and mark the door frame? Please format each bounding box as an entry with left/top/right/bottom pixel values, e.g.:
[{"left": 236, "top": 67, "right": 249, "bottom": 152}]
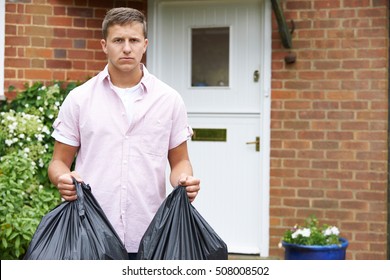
[
  {"left": 0, "top": 0, "right": 5, "bottom": 99},
  {"left": 147, "top": 0, "right": 272, "bottom": 257}
]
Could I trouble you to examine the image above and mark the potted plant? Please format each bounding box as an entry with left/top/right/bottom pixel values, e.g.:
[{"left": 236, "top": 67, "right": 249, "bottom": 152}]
[{"left": 279, "top": 215, "right": 348, "bottom": 260}]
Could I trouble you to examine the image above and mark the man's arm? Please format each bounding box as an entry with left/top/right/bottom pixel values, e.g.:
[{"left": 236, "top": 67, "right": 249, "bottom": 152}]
[
  {"left": 168, "top": 141, "right": 200, "bottom": 202},
  {"left": 48, "top": 141, "right": 81, "bottom": 201}
]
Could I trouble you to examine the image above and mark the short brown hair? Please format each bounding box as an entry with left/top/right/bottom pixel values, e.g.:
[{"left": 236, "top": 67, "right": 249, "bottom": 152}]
[{"left": 102, "top": 7, "right": 147, "bottom": 39}]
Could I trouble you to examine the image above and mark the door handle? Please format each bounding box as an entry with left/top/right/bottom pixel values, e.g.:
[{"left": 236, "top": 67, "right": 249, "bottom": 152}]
[
  {"left": 246, "top": 136, "right": 260, "bottom": 152},
  {"left": 253, "top": 70, "right": 260, "bottom": 82}
]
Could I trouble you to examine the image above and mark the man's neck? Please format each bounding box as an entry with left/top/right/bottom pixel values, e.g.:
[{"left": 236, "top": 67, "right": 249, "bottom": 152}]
[{"left": 108, "top": 65, "right": 143, "bottom": 88}]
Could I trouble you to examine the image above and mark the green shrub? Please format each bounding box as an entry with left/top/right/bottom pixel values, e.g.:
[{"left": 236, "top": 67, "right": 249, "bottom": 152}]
[{"left": 0, "top": 81, "right": 79, "bottom": 259}]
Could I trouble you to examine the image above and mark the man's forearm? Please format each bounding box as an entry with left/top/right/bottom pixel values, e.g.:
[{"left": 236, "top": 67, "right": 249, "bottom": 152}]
[
  {"left": 48, "top": 159, "right": 71, "bottom": 187},
  {"left": 170, "top": 159, "right": 193, "bottom": 187}
]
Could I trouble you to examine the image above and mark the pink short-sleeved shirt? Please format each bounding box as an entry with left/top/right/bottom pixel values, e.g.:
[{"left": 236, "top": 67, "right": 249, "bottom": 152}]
[{"left": 52, "top": 65, "right": 192, "bottom": 252}]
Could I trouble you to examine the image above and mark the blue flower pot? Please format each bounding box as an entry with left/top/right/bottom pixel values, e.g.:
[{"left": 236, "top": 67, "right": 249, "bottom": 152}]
[{"left": 282, "top": 237, "right": 349, "bottom": 260}]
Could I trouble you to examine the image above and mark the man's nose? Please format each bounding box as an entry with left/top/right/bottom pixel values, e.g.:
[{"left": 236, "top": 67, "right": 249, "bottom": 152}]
[{"left": 123, "top": 41, "right": 132, "bottom": 53}]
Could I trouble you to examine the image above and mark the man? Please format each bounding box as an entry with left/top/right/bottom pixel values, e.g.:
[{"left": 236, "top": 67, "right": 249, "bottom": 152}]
[{"left": 48, "top": 7, "right": 200, "bottom": 259}]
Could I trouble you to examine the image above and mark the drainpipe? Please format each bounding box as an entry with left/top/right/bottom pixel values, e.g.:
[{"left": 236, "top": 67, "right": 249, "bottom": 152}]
[
  {"left": 388, "top": 2, "right": 390, "bottom": 260},
  {"left": 388, "top": 87, "right": 390, "bottom": 260}
]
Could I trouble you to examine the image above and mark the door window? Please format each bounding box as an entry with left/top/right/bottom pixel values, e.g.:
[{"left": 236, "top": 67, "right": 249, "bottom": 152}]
[{"left": 191, "top": 27, "right": 229, "bottom": 87}]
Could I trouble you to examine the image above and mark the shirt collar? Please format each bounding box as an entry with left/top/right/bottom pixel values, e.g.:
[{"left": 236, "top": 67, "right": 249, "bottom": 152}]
[
  {"left": 139, "top": 64, "right": 150, "bottom": 94},
  {"left": 100, "top": 64, "right": 150, "bottom": 94}
]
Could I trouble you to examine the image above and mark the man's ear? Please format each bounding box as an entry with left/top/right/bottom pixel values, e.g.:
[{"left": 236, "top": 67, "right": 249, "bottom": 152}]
[
  {"left": 101, "top": 39, "right": 108, "bottom": 54},
  {"left": 143, "top": 38, "right": 149, "bottom": 54}
]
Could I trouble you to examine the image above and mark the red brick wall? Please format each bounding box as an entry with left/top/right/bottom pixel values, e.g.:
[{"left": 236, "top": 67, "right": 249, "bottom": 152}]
[
  {"left": 4, "top": 0, "right": 146, "bottom": 98},
  {"left": 269, "top": 0, "right": 389, "bottom": 259}
]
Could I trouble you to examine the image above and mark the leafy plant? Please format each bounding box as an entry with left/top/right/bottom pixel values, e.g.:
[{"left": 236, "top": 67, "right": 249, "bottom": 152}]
[
  {"left": 281, "top": 215, "right": 341, "bottom": 246},
  {"left": 0, "top": 151, "right": 59, "bottom": 259},
  {"left": 0, "top": 81, "right": 79, "bottom": 259}
]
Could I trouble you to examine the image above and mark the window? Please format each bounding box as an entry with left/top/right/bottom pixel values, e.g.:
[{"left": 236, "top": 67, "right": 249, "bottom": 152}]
[{"left": 191, "top": 27, "right": 230, "bottom": 87}]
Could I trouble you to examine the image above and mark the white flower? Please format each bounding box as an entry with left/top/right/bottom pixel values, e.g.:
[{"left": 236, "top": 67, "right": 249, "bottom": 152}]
[
  {"left": 19, "top": 133, "right": 25, "bottom": 139},
  {"left": 324, "top": 226, "right": 340, "bottom": 236},
  {"left": 291, "top": 231, "right": 299, "bottom": 239},
  {"left": 23, "top": 148, "right": 30, "bottom": 153},
  {"left": 293, "top": 228, "right": 310, "bottom": 238},
  {"left": 48, "top": 114, "right": 54, "bottom": 119},
  {"left": 42, "top": 126, "right": 50, "bottom": 134},
  {"left": 292, "top": 228, "right": 311, "bottom": 239},
  {"left": 5, "top": 139, "right": 13, "bottom": 146},
  {"left": 37, "top": 96, "right": 41, "bottom": 100},
  {"left": 302, "top": 228, "right": 311, "bottom": 237},
  {"left": 36, "top": 134, "right": 44, "bottom": 142},
  {"left": 8, "top": 123, "right": 17, "bottom": 132}
]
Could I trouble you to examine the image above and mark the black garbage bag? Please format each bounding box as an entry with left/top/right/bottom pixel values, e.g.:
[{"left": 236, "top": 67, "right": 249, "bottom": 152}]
[
  {"left": 138, "top": 186, "right": 228, "bottom": 260},
  {"left": 24, "top": 179, "right": 128, "bottom": 260}
]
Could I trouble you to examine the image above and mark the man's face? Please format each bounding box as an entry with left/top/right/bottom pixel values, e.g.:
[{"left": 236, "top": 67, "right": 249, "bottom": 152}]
[{"left": 101, "top": 22, "right": 148, "bottom": 74}]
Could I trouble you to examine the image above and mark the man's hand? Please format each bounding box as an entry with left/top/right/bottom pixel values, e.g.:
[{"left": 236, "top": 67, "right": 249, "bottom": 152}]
[
  {"left": 57, "top": 171, "right": 82, "bottom": 201},
  {"left": 178, "top": 174, "right": 200, "bottom": 202}
]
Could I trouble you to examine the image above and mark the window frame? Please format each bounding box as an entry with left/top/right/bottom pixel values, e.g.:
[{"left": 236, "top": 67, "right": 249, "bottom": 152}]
[{"left": 190, "top": 26, "right": 230, "bottom": 88}]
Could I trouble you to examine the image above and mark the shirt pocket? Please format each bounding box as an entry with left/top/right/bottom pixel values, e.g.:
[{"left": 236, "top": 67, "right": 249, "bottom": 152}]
[{"left": 141, "top": 117, "right": 173, "bottom": 157}]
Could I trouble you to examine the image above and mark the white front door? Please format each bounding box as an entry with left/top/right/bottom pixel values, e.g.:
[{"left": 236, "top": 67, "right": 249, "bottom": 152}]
[{"left": 148, "top": 0, "right": 271, "bottom": 256}]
